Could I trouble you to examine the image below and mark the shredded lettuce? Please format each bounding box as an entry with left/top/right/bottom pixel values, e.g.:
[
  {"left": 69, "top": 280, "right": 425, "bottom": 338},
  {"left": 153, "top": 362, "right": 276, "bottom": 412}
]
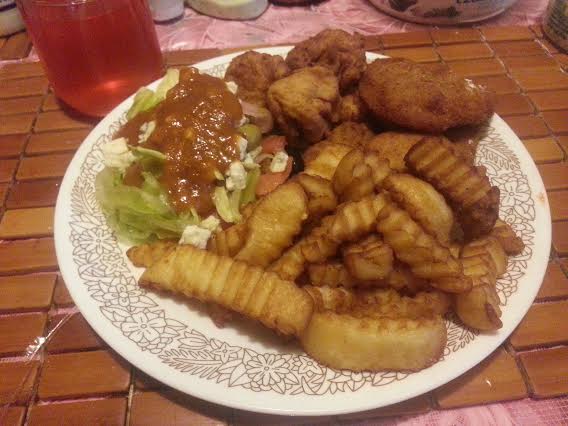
[
  {"left": 126, "top": 89, "right": 157, "bottom": 120},
  {"left": 213, "top": 186, "right": 241, "bottom": 223},
  {"left": 213, "top": 166, "right": 259, "bottom": 224},
  {"left": 132, "top": 146, "right": 166, "bottom": 174},
  {"left": 95, "top": 168, "right": 198, "bottom": 244},
  {"left": 126, "top": 68, "right": 180, "bottom": 120}
]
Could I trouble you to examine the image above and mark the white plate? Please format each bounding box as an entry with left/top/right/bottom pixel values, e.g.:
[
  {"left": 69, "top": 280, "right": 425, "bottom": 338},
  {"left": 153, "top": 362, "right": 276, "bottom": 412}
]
[{"left": 54, "top": 47, "right": 551, "bottom": 416}]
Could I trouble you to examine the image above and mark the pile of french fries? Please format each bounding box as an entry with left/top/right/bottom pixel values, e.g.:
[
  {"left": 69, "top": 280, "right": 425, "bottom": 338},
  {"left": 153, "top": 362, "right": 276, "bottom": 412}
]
[{"left": 128, "top": 135, "right": 524, "bottom": 372}]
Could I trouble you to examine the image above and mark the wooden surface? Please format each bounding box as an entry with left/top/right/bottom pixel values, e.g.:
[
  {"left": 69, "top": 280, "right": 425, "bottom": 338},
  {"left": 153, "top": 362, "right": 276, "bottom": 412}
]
[
  {"left": 0, "top": 25, "right": 567, "bottom": 424},
  {"left": 0, "top": 32, "right": 32, "bottom": 61}
]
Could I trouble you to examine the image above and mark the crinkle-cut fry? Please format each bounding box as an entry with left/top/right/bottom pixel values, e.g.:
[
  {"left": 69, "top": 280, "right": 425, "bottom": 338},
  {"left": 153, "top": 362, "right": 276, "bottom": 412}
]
[
  {"left": 463, "top": 236, "right": 508, "bottom": 276},
  {"left": 272, "top": 195, "right": 386, "bottom": 281},
  {"left": 303, "top": 142, "right": 354, "bottom": 180},
  {"left": 455, "top": 284, "right": 502, "bottom": 331},
  {"left": 354, "top": 288, "right": 451, "bottom": 319},
  {"left": 236, "top": 181, "right": 308, "bottom": 267},
  {"left": 308, "top": 262, "right": 358, "bottom": 288},
  {"left": 405, "top": 136, "right": 499, "bottom": 240},
  {"left": 304, "top": 285, "right": 355, "bottom": 312},
  {"left": 300, "top": 311, "right": 446, "bottom": 372},
  {"left": 268, "top": 244, "right": 306, "bottom": 281},
  {"left": 139, "top": 245, "right": 313, "bottom": 336},
  {"left": 295, "top": 173, "right": 338, "bottom": 222},
  {"left": 268, "top": 218, "right": 336, "bottom": 280},
  {"left": 375, "top": 200, "right": 471, "bottom": 293},
  {"left": 126, "top": 240, "right": 177, "bottom": 268},
  {"left": 385, "top": 266, "right": 429, "bottom": 293},
  {"left": 333, "top": 148, "right": 368, "bottom": 198},
  {"left": 343, "top": 234, "right": 394, "bottom": 281},
  {"left": 330, "top": 194, "right": 388, "bottom": 243},
  {"left": 490, "top": 219, "right": 525, "bottom": 255},
  {"left": 300, "top": 232, "right": 338, "bottom": 263},
  {"left": 383, "top": 173, "right": 454, "bottom": 246},
  {"left": 332, "top": 148, "right": 391, "bottom": 202},
  {"left": 365, "top": 152, "right": 392, "bottom": 188},
  {"left": 207, "top": 222, "right": 247, "bottom": 257},
  {"left": 454, "top": 237, "right": 504, "bottom": 330}
]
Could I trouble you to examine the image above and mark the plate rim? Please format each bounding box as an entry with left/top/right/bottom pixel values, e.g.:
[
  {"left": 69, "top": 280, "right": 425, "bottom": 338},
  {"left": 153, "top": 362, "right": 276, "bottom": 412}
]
[{"left": 54, "top": 46, "right": 552, "bottom": 416}]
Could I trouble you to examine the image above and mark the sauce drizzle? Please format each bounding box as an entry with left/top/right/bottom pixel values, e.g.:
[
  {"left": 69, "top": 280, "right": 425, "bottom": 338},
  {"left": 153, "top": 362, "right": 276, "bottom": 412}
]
[{"left": 116, "top": 68, "right": 243, "bottom": 215}]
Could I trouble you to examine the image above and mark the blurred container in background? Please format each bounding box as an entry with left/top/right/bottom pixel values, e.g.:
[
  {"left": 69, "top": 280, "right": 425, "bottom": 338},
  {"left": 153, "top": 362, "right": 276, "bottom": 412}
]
[
  {"left": 148, "top": 0, "right": 184, "bottom": 22},
  {"left": 369, "top": 0, "right": 519, "bottom": 25},
  {"left": 0, "top": 0, "right": 25, "bottom": 36}
]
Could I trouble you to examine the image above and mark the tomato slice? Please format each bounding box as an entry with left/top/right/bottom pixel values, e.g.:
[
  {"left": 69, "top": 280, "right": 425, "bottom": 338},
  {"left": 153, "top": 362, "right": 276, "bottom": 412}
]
[
  {"left": 261, "top": 135, "right": 287, "bottom": 154},
  {"left": 256, "top": 157, "right": 293, "bottom": 196}
]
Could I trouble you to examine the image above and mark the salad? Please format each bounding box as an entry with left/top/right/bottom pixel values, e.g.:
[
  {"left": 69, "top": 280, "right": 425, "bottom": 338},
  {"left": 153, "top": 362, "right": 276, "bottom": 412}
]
[{"left": 95, "top": 67, "right": 292, "bottom": 247}]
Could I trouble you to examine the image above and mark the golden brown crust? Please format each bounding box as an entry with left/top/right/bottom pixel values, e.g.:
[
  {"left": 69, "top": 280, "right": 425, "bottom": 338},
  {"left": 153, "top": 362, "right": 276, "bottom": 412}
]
[
  {"left": 225, "top": 50, "right": 290, "bottom": 106},
  {"left": 374, "top": 195, "right": 472, "bottom": 293},
  {"left": 359, "top": 58, "right": 494, "bottom": 133},
  {"left": 267, "top": 66, "right": 340, "bottom": 147},
  {"left": 126, "top": 240, "right": 177, "bottom": 268},
  {"left": 332, "top": 148, "right": 391, "bottom": 202},
  {"left": 327, "top": 121, "right": 374, "bottom": 147},
  {"left": 343, "top": 234, "right": 394, "bottom": 281},
  {"left": 490, "top": 219, "right": 525, "bottom": 255},
  {"left": 300, "top": 310, "right": 447, "bottom": 372},
  {"left": 285, "top": 29, "right": 366, "bottom": 93},
  {"left": 405, "top": 136, "right": 499, "bottom": 240},
  {"left": 307, "top": 262, "right": 358, "bottom": 288},
  {"left": 365, "top": 131, "right": 426, "bottom": 172},
  {"left": 303, "top": 142, "right": 354, "bottom": 180},
  {"left": 207, "top": 222, "right": 248, "bottom": 257},
  {"left": 294, "top": 173, "right": 338, "bottom": 223},
  {"left": 454, "top": 237, "right": 506, "bottom": 330},
  {"left": 140, "top": 245, "right": 314, "bottom": 337},
  {"left": 383, "top": 173, "right": 454, "bottom": 245},
  {"left": 235, "top": 182, "right": 308, "bottom": 267}
]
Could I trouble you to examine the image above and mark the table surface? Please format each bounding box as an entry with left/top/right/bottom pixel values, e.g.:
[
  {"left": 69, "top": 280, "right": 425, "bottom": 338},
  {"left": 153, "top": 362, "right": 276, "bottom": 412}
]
[
  {"left": 0, "top": 24, "right": 567, "bottom": 426},
  {"left": 0, "top": 0, "right": 549, "bottom": 60}
]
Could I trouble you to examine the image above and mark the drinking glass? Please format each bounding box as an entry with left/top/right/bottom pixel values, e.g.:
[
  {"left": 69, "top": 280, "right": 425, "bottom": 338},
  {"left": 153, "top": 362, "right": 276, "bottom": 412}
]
[{"left": 17, "top": 0, "right": 164, "bottom": 117}]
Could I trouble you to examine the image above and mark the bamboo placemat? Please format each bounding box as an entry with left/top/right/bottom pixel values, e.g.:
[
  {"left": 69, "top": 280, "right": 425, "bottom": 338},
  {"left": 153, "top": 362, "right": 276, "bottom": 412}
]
[{"left": 0, "top": 25, "right": 567, "bottom": 425}]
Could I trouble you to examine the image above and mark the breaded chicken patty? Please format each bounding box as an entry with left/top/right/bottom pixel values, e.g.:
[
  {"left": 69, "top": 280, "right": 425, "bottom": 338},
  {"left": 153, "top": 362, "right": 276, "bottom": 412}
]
[{"left": 359, "top": 59, "right": 494, "bottom": 133}]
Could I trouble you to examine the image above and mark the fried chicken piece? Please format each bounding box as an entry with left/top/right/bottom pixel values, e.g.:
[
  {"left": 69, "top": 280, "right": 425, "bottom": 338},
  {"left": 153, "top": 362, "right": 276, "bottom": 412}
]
[
  {"left": 267, "top": 66, "right": 340, "bottom": 147},
  {"left": 359, "top": 59, "right": 494, "bottom": 133},
  {"left": 285, "top": 29, "right": 367, "bottom": 93},
  {"left": 328, "top": 121, "right": 374, "bottom": 147},
  {"left": 225, "top": 51, "right": 290, "bottom": 107},
  {"left": 334, "top": 93, "right": 368, "bottom": 123}
]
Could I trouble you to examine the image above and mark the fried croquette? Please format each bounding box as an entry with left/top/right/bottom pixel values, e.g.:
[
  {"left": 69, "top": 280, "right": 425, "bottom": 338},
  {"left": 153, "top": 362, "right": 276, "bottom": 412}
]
[
  {"left": 359, "top": 59, "right": 494, "bottom": 133},
  {"left": 285, "top": 29, "right": 366, "bottom": 93}
]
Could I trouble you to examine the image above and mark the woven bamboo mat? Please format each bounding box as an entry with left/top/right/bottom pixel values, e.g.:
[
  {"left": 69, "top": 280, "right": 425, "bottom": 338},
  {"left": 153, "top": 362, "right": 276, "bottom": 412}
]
[{"left": 0, "top": 25, "right": 567, "bottom": 425}]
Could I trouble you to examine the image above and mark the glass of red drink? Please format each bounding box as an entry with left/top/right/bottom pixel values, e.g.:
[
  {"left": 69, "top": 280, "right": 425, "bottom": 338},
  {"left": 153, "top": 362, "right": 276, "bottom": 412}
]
[{"left": 17, "top": 0, "right": 164, "bottom": 117}]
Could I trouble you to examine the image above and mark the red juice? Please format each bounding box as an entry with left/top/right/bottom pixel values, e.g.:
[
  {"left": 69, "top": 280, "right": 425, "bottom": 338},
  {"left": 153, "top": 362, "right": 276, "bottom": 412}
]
[{"left": 18, "top": 0, "right": 164, "bottom": 117}]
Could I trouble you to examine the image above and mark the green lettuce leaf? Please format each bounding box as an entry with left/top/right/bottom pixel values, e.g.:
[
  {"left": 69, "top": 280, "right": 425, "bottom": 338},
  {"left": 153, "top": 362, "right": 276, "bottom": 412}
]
[{"left": 95, "top": 168, "right": 198, "bottom": 244}]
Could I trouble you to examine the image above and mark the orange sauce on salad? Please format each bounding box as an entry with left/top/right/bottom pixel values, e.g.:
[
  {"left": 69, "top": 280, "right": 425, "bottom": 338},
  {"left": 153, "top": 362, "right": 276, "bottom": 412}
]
[{"left": 116, "top": 67, "right": 243, "bottom": 215}]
